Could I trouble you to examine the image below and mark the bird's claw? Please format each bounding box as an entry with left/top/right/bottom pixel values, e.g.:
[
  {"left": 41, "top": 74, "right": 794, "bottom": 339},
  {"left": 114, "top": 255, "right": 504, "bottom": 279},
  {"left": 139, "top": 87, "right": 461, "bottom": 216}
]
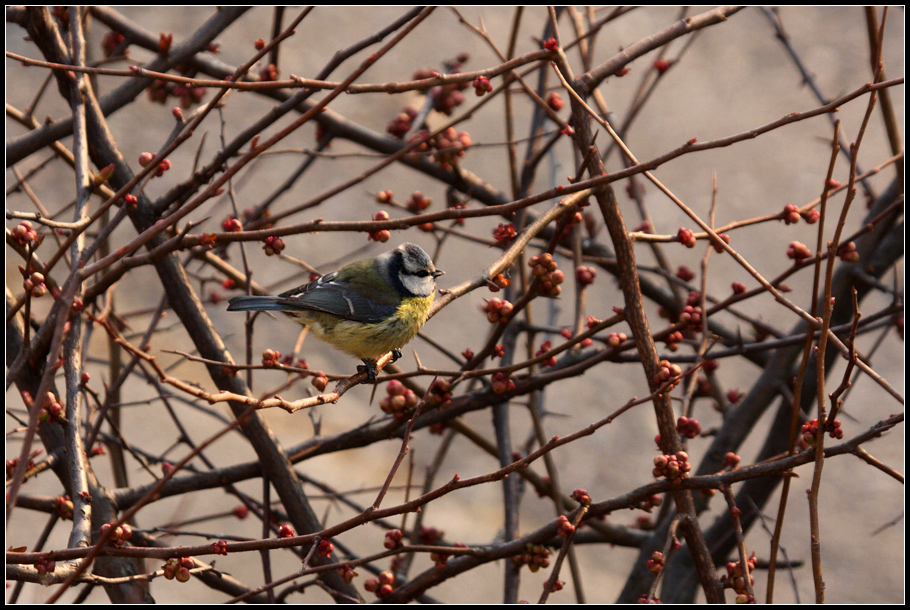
[
  {"left": 358, "top": 360, "right": 378, "bottom": 383},
  {"left": 358, "top": 350, "right": 401, "bottom": 383}
]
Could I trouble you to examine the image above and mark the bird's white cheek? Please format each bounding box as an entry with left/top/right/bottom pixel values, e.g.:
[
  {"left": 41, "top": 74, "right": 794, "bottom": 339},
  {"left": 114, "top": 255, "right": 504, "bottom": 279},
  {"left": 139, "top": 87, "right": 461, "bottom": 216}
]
[{"left": 400, "top": 275, "right": 435, "bottom": 297}]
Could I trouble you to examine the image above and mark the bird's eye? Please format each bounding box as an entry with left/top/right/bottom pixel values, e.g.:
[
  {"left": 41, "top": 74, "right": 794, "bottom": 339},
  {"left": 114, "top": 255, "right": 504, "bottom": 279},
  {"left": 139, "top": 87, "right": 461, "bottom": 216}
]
[{"left": 415, "top": 270, "right": 430, "bottom": 277}]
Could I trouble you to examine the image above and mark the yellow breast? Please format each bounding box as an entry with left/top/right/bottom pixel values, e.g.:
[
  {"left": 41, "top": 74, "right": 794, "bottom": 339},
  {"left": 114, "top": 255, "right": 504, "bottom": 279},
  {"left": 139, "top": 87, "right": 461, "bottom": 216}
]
[{"left": 302, "top": 294, "right": 434, "bottom": 361}]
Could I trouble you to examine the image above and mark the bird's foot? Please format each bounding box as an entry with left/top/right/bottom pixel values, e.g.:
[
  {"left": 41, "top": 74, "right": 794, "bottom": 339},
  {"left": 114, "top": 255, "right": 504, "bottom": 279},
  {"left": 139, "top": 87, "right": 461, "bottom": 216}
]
[
  {"left": 357, "top": 360, "right": 378, "bottom": 383},
  {"left": 391, "top": 348, "right": 402, "bottom": 363}
]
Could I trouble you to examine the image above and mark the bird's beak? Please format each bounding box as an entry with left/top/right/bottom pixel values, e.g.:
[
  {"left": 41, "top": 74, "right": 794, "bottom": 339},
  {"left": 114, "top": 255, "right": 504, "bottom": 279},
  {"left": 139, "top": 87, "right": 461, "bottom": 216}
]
[{"left": 432, "top": 269, "right": 445, "bottom": 278}]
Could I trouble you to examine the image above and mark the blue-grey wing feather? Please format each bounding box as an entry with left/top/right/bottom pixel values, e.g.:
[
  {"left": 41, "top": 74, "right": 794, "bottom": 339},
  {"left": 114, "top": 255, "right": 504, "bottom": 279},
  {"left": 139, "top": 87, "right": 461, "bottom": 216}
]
[{"left": 275, "top": 274, "right": 396, "bottom": 323}]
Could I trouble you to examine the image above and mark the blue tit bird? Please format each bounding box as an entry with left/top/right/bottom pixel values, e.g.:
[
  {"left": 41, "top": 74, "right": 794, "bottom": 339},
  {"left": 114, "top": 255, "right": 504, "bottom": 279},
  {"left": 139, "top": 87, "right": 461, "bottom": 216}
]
[{"left": 227, "top": 242, "right": 443, "bottom": 381}]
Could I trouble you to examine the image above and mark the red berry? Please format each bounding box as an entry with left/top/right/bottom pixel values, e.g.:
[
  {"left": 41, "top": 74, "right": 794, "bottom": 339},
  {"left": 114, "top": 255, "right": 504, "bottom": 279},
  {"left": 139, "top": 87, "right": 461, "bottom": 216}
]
[
  {"left": 781, "top": 204, "right": 801, "bottom": 225},
  {"left": 787, "top": 241, "right": 812, "bottom": 261},
  {"left": 546, "top": 91, "right": 564, "bottom": 112},
  {"left": 677, "top": 227, "right": 696, "bottom": 248},
  {"left": 676, "top": 265, "right": 695, "bottom": 281},
  {"left": 653, "top": 58, "right": 671, "bottom": 73}
]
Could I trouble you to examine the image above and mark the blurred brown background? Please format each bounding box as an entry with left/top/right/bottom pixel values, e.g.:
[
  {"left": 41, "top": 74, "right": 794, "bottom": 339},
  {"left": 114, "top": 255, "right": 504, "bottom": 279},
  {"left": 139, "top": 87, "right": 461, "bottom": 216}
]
[{"left": 6, "top": 6, "right": 903, "bottom": 603}]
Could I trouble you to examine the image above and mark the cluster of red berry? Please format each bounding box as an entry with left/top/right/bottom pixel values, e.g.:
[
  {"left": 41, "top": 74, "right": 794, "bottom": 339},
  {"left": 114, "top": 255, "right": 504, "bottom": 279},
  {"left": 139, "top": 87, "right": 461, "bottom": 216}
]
[
  {"left": 721, "top": 553, "right": 758, "bottom": 603},
  {"left": 652, "top": 451, "right": 691, "bottom": 483},
  {"left": 529, "top": 253, "right": 565, "bottom": 297},
  {"left": 511, "top": 542, "right": 551, "bottom": 573},
  {"left": 379, "top": 379, "right": 419, "bottom": 419},
  {"left": 162, "top": 557, "right": 194, "bottom": 583}
]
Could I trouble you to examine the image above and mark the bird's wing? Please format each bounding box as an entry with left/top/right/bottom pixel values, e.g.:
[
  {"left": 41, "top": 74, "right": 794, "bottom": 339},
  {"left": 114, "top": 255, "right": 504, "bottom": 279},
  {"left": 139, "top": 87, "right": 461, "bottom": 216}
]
[{"left": 275, "top": 273, "right": 397, "bottom": 324}]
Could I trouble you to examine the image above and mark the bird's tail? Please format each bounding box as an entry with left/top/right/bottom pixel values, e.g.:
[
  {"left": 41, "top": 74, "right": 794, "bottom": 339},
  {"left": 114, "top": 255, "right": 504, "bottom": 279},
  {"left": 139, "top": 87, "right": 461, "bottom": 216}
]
[{"left": 226, "top": 296, "right": 285, "bottom": 311}]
